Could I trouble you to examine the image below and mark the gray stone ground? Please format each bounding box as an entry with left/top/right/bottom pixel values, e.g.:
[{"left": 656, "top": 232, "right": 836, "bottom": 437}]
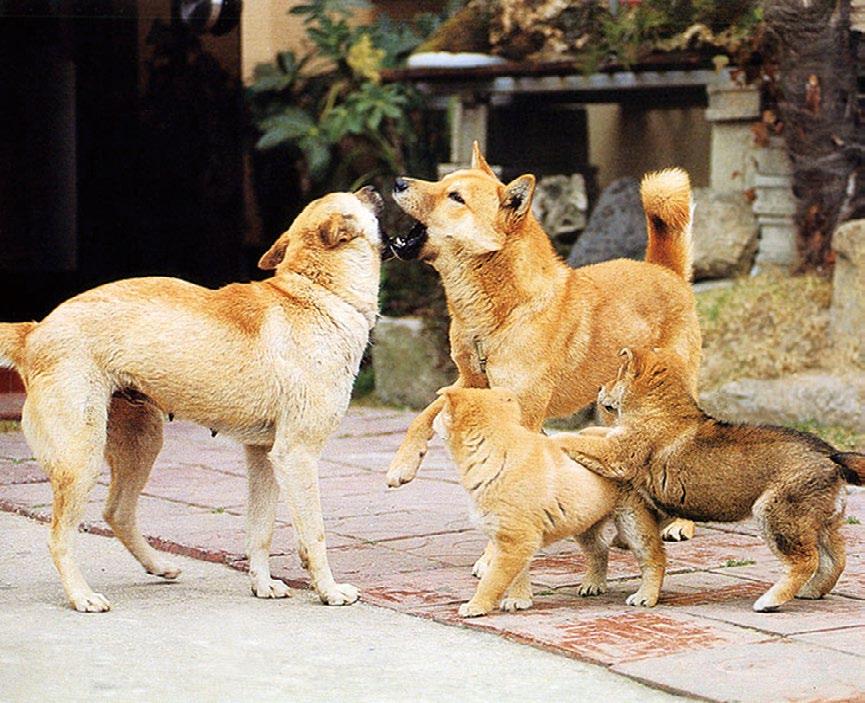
[{"left": 0, "top": 513, "right": 684, "bottom": 703}]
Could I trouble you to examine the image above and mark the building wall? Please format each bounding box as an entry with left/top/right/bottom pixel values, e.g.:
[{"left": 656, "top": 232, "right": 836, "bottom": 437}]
[{"left": 587, "top": 104, "right": 711, "bottom": 190}]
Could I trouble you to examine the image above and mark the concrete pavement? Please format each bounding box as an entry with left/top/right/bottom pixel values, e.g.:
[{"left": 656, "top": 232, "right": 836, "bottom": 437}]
[
  {"left": 1, "top": 400, "right": 865, "bottom": 701},
  {"left": 0, "top": 512, "right": 681, "bottom": 702}
]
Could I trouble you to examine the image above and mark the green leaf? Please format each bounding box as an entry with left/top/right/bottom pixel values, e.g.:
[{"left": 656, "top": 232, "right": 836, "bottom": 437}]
[{"left": 301, "top": 138, "right": 332, "bottom": 181}]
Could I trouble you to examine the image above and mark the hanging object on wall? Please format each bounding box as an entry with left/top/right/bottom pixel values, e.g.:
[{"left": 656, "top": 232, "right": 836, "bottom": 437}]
[{"left": 173, "top": 0, "right": 242, "bottom": 36}]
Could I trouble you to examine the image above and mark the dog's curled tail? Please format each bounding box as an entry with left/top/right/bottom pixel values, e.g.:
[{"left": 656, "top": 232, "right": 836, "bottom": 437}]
[
  {"left": 831, "top": 452, "right": 865, "bottom": 486},
  {"left": 0, "top": 322, "right": 35, "bottom": 370},
  {"left": 641, "top": 167, "right": 693, "bottom": 282}
]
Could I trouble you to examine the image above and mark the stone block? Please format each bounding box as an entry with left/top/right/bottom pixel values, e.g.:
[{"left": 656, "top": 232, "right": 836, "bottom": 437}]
[
  {"left": 705, "top": 83, "right": 761, "bottom": 122},
  {"left": 831, "top": 219, "right": 865, "bottom": 365},
  {"left": 700, "top": 372, "right": 865, "bottom": 431},
  {"left": 691, "top": 188, "right": 758, "bottom": 280},
  {"left": 372, "top": 316, "right": 455, "bottom": 410},
  {"left": 532, "top": 173, "right": 587, "bottom": 236}
]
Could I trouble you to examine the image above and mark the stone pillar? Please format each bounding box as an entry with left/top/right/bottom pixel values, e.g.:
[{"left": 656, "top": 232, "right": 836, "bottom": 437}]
[
  {"left": 830, "top": 220, "right": 865, "bottom": 365},
  {"left": 752, "top": 136, "right": 798, "bottom": 268},
  {"left": 705, "top": 81, "right": 760, "bottom": 193}
]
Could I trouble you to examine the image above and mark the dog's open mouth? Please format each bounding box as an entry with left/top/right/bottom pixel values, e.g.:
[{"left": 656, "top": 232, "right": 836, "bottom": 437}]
[{"left": 388, "top": 220, "right": 428, "bottom": 261}]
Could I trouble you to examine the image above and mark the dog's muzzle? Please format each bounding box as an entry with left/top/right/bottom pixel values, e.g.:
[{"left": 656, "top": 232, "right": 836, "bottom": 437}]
[{"left": 389, "top": 221, "right": 428, "bottom": 261}]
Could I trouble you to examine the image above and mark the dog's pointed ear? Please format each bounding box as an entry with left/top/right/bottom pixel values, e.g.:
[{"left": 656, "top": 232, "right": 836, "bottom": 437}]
[
  {"left": 258, "top": 232, "right": 290, "bottom": 271},
  {"left": 617, "top": 347, "right": 639, "bottom": 377},
  {"left": 471, "top": 141, "right": 496, "bottom": 177},
  {"left": 318, "top": 213, "right": 358, "bottom": 248},
  {"left": 500, "top": 174, "right": 536, "bottom": 223}
]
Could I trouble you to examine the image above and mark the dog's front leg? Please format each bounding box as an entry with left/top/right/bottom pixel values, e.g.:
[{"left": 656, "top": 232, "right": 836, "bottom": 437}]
[
  {"left": 554, "top": 434, "right": 632, "bottom": 480},
  {"left": 387, "top": 394, "right": 447, "bottom": 487},
  {"left": 269, "top": 439, "right": 358, "bottom": 606},
  {"left": 245, "top": 445, "right": 291, "bottom": 599}
]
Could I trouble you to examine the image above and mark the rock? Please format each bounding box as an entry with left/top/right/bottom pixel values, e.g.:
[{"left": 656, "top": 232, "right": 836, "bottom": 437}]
[
  {"left": 831, "top": 220, "right": 865, "bottom": 365},
  {"left": 372, "top": 316, "right": 455, "bottom": 410},
  {"left": 700, "top": 373, "right": 865, "bottom": 432},
  {"left": 567, "top": 177, "right": 645, "bottom": 268},
  {"left": 532, "top": 174, "right": 587, "bottom": 237},
  {"left": 691, "top": 187, "right": 758, "bottom": 279}
]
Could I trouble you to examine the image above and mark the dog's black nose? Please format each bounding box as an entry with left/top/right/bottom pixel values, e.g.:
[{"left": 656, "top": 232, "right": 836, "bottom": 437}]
[{"left": 393, "top": 177, "right": 409, "bottom": 194}]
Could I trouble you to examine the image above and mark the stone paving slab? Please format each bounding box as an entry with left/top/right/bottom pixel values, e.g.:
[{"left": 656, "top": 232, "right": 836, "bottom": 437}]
[{"left": 1, "top": 400, "right": 864, "bottom": 701}]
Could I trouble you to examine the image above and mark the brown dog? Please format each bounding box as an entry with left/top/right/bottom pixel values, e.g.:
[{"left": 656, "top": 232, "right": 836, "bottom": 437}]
[
  {"left": 556, "top": 347, "right": 865, "bottom": 612},
  {"left": 386, "top": 144, "right": 702, "bottom": 569},
  {"left": 434, "top": 387, "right": 666, "bottom": 617},
  {"left": 0, "top": 188, "right": 383, "bottom": 612}
]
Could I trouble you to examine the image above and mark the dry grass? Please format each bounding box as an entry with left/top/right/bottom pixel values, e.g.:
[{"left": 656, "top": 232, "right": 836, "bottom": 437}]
[
  {"left": 697, "top": 271, "right": 832, "bottom": 391},
  {"left": 0, "top": 420, "right": 20, "bottom": 433}
]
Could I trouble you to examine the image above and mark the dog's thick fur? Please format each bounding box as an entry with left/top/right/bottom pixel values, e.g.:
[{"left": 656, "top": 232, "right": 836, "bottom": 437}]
[
  {"left": 387, "top": 144, "right": 702, "bottom": 559},
  {"left": 556, "top": 347, "right": 865, "bottom": 612},
  {"left": 434, "top": 387, "right": 665, "bottom": 617},
  {"left": 0, "top": 188, "right": 383, "bottom": 612}
]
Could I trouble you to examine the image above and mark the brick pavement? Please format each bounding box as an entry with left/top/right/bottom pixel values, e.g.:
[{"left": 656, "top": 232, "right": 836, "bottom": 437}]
[{"left": 1, "top": 399, "right": 864, "bottom": 701}]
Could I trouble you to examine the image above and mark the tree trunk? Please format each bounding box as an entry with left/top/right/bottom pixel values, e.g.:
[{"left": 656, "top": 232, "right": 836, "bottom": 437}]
[{"left": 765, "top": 0, "right": 865, "bottom": 271}]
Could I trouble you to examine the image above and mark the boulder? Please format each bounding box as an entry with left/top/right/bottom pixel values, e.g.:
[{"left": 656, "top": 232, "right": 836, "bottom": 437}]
[
  {"left": 691, "top": 187, "right": 759, "bottom": 279},
  {"left": 533, "top": 174, "right": 587, "bottom": 237},
  {"left": 567, "top": 177, "right": 645, "bottom": 268},
  {"left": 372, "top": 316, "right": 455, "bottom": 410},
  {"left": 831, "top": 219, "right": 865, "bottom": 365},
  {"left": 700, "top": 373, "right": 865, "bottom": 432}
]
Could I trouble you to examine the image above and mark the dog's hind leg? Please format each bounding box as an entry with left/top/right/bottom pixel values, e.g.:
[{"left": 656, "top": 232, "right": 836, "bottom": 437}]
[
  {"left": 753, "top": 492, "right": 819, "bottom": 612},
  {"left": 797, "top": 516, "right": 846, "bottom": 600},
  {"left": 244, "top": 444, "right": 290, "bottom": 599},
  {"left": 103, "top": 397, "right": 180, "bottom": 580},
  {"left": 576, "top": 520, "right": 609, "bottom": 597},
  {"left": 23, "top": 374, "right": 111, "bottom": 612}
]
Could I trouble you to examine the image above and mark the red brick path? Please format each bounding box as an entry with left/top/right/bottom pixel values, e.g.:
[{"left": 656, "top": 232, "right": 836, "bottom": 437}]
[{"left": 2, "top": 399, "right": 864, "bottom": 701}]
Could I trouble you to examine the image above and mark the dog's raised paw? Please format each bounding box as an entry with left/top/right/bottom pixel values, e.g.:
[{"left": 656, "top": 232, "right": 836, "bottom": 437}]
[
  {"left": 251, "top": 578, "right": 292, "bottom": 599},
  {"left": 500, "top": 597, "right": 532, "bottom": 612},
  {"left": 578, "top": 580, "right": 607, "bottom": 597},
  {"left": 72, "top": 591, "right": 111, "bottom": 613},
  {"left": 458, "top": 601, "right": 488, "bottom": 618},
  {"left": 319, "top": 582, "right": 359, "bottom": 606},
  {"left": 752, "top": 594, "right": 782, "bottom": 612}
]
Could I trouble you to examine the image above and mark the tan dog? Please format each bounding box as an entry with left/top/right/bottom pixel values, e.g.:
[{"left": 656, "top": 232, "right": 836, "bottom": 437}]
[
  {"left": 556, "top": 347, "right": 865, "bottom": 612},
  {"left": 387, "top": 144, "right": 702, "bottom": 568},
  {"left": 433, "top": 387, "right": 665, "bottom": 617},
  {"left": 0, "top": 187, "right": 383, "bottom": 612}
]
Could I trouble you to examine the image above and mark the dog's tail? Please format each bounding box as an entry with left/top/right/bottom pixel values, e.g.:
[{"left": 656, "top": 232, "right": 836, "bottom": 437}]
[
  {"left": 642, "top": 168, "right": 694, "bottom": 282},
  {"left": 0, "top": 322, "right": 35, "bottom": 370},
  {"left": 831, "top": 452, "right": 865, "bottom": 486}
]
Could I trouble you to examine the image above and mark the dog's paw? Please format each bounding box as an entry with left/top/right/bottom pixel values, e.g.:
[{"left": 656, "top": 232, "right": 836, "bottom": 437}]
[
  {"left": 458, "top": 601, "right": 489, "bottom": 618},
  {"left": 500, "top": 597, "right": 533, "bottom": 612},
  {"left": 71, "top": 591, "right": 111, "bottom": 613},
  {"left": 661, "top": 519, "right": 695, "bottom": 542},
  {"left": 578, "top": 579, "right": 607, "bottom": 597},
  {"left": 251, "top": 577, "right": 292, "bottom": 599},
  {"left": 752, "top": 592, "right": 783, "bottom": 612},
  {"left": 319, "top": 582, "right": 359, "bottom": 606},
  {"left": 386, "top": 446, "right": 425, "bottom": 487},
  {"left": 147, "top": 560, "right": 181, "bottom": 580},
  {"left": 471, "top": 554, "right": 489, "bottom": 579},
  {"left": 625, "top": 589, "right": 658, "bottom": 608}
]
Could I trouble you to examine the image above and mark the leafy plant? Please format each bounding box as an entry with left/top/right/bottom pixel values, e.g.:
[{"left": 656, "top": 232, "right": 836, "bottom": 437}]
[{"left": 248, "top": 0, "right": 450, "bottom": 192}]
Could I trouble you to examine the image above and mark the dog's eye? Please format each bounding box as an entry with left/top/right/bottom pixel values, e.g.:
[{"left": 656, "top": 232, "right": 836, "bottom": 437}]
[{"left": 448, "top": 192, "right": 465, "bottom": 204}]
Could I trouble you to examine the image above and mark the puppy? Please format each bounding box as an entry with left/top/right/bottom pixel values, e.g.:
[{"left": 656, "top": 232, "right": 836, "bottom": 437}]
[
  {"left": 387, "top": 144, "right": 702, "bottom": 560},
  {"left": 0, "top": 187, "right": 384, "bottom": 612},
  {"left": 433, "top": 387, "right": 665, "bottom": 617},
  {"left": 556, "top": 347, "right": 865, "bottom": 612}
]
